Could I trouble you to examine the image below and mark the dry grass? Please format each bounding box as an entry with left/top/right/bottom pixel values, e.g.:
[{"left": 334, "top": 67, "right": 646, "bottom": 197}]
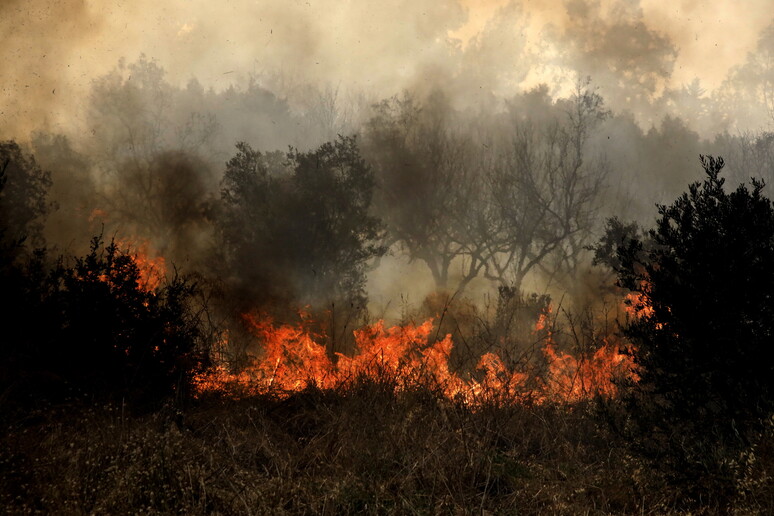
[
  {"left": 3, "top": 383, "right": 772, "bottom": 515},
  {"left": 3, "top": 292, "right": 772, "bottom": 514}
]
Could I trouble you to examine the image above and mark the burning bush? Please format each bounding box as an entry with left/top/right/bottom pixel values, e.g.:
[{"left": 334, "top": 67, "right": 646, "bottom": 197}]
[{"left": 0, "top": 236, "right": 210, "bottom": 409}]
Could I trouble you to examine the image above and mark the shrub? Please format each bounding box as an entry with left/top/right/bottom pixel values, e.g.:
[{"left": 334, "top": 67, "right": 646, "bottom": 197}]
[
  {"left": 0, "top": 237, "right": 210, "bottom": 409},
  {"left": 596, "top": 156, "right": 774, "bottom": 501}
]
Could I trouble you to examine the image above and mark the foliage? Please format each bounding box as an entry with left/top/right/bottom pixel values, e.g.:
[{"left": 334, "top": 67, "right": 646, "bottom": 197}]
[
  {"left": 364, "top": 85, "right": 607, "bottom": 294},
  {"left": 0, "top": 140, "right": 54, "bottom": 249},
  {"left": 30, "top": 132, "right": 98, "bottom": 250},
  {"left": 215, "top": 135, "right": 384, "bottom": 309},
  {"left": 596, "top": 155, "right": 774, "bottom": 484},
  {"left": 110, "top": 150, "right": 212, "bottom": 258},
  {"left": 364, "top": 92, "right": 483, "bottom": 290},
  {"left": 86, "top": 57, "right": 219, "bottom": 266},
  {"left": 0, "top": 236, "right": 210, "bottom": 409}
]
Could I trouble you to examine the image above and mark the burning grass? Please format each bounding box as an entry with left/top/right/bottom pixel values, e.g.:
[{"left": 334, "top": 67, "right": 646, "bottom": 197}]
[
  {"left": 1, "top": 240, "right": 769, "bottom": 513},
  {"left": 1, "top": 291, "right": 770, "bottom": 514},
  {"left": 193, "top": 307, "right": 637, "bottom": 407}
]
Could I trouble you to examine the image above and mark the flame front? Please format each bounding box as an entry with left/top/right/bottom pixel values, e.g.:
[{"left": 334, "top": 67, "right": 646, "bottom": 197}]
[
  {"left": 194, "top": 306, "right": 639, "bottom": 406},
  {"left": 117, "top": 238, "right": 166, "bottom": 292},
  {"left": 104, "top": 238, "right": 167, "bottom": 292}
]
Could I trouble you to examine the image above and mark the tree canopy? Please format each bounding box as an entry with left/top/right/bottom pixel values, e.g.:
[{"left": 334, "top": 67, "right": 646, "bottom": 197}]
[{"left": 215, "top": 135, "right": 384, "bottom": 309}]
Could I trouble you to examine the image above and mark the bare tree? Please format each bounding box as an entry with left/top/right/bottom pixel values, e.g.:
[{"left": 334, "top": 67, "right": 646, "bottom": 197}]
[
  {"left": 365, "top": 84, "right": 606, "bottom": 295},
  {"left": 364, "top": 92, "right": 487, "bottom": 291},
  {"left": 481, "top": 82, "right": 607, "bottom": 292},
  {"left": 87, "top": 56, "right": 218, "bottom": 261}
]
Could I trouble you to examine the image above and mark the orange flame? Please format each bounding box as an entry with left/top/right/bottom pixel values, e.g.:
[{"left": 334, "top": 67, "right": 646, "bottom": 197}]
[
  {"left": 114, "top": 238, "right": 167, "bottom": 292},
  {"left": 624, "top": 291, "right": 653, "bottom": 320},
  {"left": 623, "top": 281, "right": 667, "bottom": 332},
  {"left": 542, "top": 338, "right": 638, "bottom": 402},
  {"left": 622, "top": 279, "right": 654, "bottom": 319},
  {"left": 193, "top": 305, "right": 639, "bottom": 406}
]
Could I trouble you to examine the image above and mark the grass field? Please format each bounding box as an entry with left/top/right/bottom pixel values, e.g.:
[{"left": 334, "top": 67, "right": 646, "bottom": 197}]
[{"left": 3, "top": 381, "right": 772, "bottom": 515}]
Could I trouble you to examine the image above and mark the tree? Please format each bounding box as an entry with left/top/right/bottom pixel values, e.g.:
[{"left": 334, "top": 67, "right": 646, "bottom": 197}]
[
  {"left": 86, "top": 56, "right": 221, "bottom": 268},
  {"left": 364, "top": 92, "right": 490, "bottom": 291},
  {"left": 365, "top": 85, "right": 607, "bottom": 295},
  {"left": 0, "top": 140, "right": 54, "bottom": 249},
  {"left": 716, "top": 22, "right": 774, "bottom": 130},
  {"left": 283, "top": 136, "right": 385, "bottom": 305},
  {"left": 215, "top": 136, "right": 384, "bottom": 309},
  {"left": 597, "top": 155, "right": 774, "bottom": 446},
  {"left": 89, "top": 55, "right": 177, "bottom": 166},
  {"left": 30, "top": 132, "right": 99, "bottom": 251},
  {"left": 110, "top": 150, "right": 213, "bottom": 257},
  {"left": 482, "top": 82, "right": 608, "bottom": 292}
]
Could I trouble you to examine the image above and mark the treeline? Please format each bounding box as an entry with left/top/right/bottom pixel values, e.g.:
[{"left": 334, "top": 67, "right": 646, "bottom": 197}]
[
  {"left": 3, "top": 56, "right": 774, "bottom": 400},
  {"left": 21, "top": 57, "right": 774, "bottom": 304},
  {"left": 2, "top": 59, "right": 774, "bottom": 513}
]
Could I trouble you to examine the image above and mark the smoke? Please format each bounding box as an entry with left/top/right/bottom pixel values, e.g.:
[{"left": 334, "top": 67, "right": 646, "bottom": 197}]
[
  {"left": 4, "top": 0, "right": 774, "bottom": 325},
  {"left": 1, "top": 0, "right": 468, "bottom": 140},
  {"left": 3, "top": 0, "right": 773, "bottom": 138},
  {"left": 640, "top": 0, "right": 774, "bottom": 89},
  {"left": 0, "top": 0, "right": 103, "bottom": 138}
]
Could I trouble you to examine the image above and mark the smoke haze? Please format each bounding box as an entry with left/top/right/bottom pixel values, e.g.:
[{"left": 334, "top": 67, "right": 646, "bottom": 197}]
[
  {"left": 3, "top": 0, "right": 773, "bottom": 138},
  {"left": 3, "top": 0, "right": 774, "bottom": 322}
]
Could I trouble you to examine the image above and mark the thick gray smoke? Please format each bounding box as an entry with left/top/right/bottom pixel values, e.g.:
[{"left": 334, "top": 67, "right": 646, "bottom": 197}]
[{"left": 3, "top": 0, "right": 774, "bottom": 324}]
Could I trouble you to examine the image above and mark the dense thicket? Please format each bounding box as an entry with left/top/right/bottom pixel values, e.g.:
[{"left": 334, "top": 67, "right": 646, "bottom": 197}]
[
  {"left": 0, "top": 240, "right": 210, "bottom": 409},
  {"left": 596, "top": 156, "right": 774, "bottom": 498},
  {"left": 0, "top": 145, "right": 209, "bottom": 409},
  {"left": 213, "top": 135, "right": 384, "bottom": 310}
]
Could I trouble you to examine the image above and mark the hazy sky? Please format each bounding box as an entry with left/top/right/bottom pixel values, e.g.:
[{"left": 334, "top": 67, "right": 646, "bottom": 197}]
[
  {"left": 2, "top": 0, "right": 772, "bottom": 138},
  {"left": 454, "top": 0, "right": 772, "bottom": 86}
]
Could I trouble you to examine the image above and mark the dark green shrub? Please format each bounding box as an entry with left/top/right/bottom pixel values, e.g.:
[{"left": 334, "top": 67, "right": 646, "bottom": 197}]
[
  {"left": 596, "top": 156, "right": 774, "bottom": 502},
  {"left": 1, "top": 237, "right": 210, "bottom": 409}
]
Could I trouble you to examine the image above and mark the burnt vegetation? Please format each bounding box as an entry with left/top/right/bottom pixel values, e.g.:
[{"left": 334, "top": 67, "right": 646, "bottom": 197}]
[{"left": 2, "top": 56, "right": 774, "bottom": 514}]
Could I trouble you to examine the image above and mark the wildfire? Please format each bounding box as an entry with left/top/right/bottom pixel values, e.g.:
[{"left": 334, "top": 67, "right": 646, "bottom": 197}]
[
  {"left": 193, "top": 305, "right": 639, "bottom": 406},
  {"left": 624, "top": 291, "right": 654, "bottom": 320},
  {"left": 541, "top": 339, "right": 638, "bottom": 402},
  {"left": 623, "top": 279, "right": 654, "bottom": 320},
  {"left": 623, "top": 281, "right": 667, "bottom": 331},
  {"left": 114, "top": 238, "right": 167, "bottom": 292}
]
